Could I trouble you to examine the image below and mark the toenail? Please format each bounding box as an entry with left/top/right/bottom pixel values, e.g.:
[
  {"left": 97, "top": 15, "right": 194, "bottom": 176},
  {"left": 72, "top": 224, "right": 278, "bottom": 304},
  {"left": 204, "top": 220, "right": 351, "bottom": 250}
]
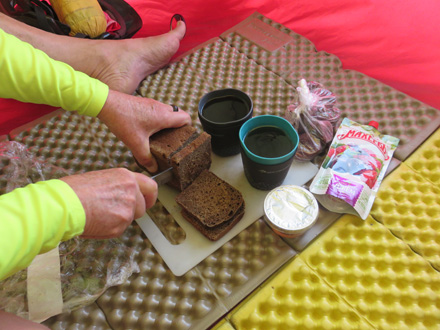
[{"left": 170, "top": 14, "right": 185, "bottom": 31}]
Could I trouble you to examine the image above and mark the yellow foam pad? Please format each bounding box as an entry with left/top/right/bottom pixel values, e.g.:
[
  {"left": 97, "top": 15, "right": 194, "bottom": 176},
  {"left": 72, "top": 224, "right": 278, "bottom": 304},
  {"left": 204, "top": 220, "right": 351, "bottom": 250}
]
[
  {"left": 229, "top": 256, "right": 374, "bottom": 330},
  {"left": 301, "top": 214, "right": 440, "bottom": 329},
  {"left": 370, "top": 163, "right": 440, "bottom": 270},
  {"left": 404, "top": 128, "right": 440, "bottom": 189},
  {"left": 211, "top": 319, "right": 235, "bottom": 330}
]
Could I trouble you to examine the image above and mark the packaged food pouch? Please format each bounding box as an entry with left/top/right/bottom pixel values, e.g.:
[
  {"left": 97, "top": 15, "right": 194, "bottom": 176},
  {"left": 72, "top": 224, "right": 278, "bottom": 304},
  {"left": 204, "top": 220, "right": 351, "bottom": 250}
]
[
  {"left": 284, "top": 79, "right": 341, "bottom": 161},
  {"left": 309, "top": 118, "right": 399, "bottom": 219}
]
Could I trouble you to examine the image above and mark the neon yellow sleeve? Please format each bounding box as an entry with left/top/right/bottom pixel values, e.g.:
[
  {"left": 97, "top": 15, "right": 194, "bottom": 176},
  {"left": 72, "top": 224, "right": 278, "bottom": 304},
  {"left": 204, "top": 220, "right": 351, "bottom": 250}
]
[
  {"left": 0, "top": 180, "right": 85, "bottom": 280},
  {"left": 0, "top": 28, "right": 109, "bottom": 117}
]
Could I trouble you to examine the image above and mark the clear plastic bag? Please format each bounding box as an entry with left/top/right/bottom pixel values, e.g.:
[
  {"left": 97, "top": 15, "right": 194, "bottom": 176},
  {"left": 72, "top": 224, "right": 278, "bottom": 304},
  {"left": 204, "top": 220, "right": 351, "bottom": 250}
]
[
  {"left": 0, "top": 141, "right": 69, "bottom": 194},
  {"left": 0, "top": 141, "right": 139, "bottom": 319},
  {"left": 284, "top": 79, "right": 342, "bottom": 161}
]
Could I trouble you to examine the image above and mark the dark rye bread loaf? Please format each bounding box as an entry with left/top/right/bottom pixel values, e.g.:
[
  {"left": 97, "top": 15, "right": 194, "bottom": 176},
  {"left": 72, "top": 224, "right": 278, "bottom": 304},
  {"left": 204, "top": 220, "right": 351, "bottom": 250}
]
[
  {"left": 175, "top": 170, "right": 245, "bottom": 241},
  {"left": 150, "top": 125, "right": 211, "bottom": 191}
]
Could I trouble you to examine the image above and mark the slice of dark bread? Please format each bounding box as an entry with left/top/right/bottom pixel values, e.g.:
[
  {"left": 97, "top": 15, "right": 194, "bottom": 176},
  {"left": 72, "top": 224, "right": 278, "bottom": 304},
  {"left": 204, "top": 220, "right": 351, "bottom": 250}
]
[
  {"left": 171, "top": 132, "right": 212, "bottom": 191},
  {"left": 175, "top": 170, "right": 244, "bottom": 228},
  {"left": 150, "top": 125, "right": 211, "bottom": 191},
  {"left": 181, "top": 203, "right": 245, "bottom": 241}
]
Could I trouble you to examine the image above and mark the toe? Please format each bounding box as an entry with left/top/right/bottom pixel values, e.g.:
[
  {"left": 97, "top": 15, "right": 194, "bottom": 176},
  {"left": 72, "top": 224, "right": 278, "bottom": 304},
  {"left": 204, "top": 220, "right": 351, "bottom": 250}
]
[{"left": 171, "top": 20, "right": 186, "bottom": 40}]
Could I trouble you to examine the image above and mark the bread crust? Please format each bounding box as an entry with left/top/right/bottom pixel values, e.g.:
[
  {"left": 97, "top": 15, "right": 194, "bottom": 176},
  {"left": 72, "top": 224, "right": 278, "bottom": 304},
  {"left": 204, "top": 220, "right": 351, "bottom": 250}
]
[
  {"left": 150, "top": 126, "right": 197, "bottom": 158},
  {"left": 181, "top": 204, "right": 245, "bottom": 241},
  {"left": 150, "top": 126, "right": 211, "bottom": 191},
  {"left": 171, "top": 132, "right": 212, "bottom": 191}
]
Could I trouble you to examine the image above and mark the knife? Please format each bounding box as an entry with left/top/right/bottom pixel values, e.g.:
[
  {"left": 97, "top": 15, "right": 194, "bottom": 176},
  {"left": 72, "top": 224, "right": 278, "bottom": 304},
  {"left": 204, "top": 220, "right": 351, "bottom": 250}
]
[{"left": 149, "top": 167, "right": 174, "bottom": 185}]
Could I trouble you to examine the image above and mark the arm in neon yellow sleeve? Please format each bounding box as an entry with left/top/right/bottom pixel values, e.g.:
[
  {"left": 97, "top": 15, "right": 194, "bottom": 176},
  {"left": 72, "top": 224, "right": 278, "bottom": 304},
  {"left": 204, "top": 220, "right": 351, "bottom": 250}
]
[
  {"left": 0, "top": 180, "right": 85, "bottom": 280},
  {"left": 0, "top": 28, "right": 109, "bottom": 117}
]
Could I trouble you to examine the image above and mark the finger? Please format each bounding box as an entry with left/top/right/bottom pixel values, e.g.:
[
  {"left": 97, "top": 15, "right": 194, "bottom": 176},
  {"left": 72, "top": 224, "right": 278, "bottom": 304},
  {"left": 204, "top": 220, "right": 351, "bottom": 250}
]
[
  {"left": 144, "top": 149, "right": 158, "bottom": 173},
  {"left": 134, "top": 187, "right": 147, "bottom": 219},
  {"left": 134, "top": 139, "right": 158, "bottom": 173},
  {"left": 165, "top": 107, "right": 192, "bottom": 127},
  {"left": 134, "top": 173, "right": 158, "bottom": 211}
]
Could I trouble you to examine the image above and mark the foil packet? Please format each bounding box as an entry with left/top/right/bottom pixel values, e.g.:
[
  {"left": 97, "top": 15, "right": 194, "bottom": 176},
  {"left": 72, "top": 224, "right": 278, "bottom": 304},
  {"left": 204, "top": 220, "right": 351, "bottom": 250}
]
[{"left": 309, "top": 118, "right": 399, "bottom": 219}]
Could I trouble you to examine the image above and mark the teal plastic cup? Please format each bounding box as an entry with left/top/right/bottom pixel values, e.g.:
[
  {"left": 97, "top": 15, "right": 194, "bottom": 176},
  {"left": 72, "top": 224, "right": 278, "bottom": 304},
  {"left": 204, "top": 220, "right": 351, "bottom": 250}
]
[{"left": 239, "top": 115, "right": 299, "bottom": 190}]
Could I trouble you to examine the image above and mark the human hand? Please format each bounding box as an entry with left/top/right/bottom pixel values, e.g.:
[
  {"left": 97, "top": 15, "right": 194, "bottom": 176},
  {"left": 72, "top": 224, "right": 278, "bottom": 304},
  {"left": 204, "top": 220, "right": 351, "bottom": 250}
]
[
  {"left": 98, "top": 90, "right": 192, "bottom": 172},
  {"left": 61, "top": 168, "right": 157, "bottom": 239},
  {"left": 0, "top": 310, "right": 50, "bottom": 330}
]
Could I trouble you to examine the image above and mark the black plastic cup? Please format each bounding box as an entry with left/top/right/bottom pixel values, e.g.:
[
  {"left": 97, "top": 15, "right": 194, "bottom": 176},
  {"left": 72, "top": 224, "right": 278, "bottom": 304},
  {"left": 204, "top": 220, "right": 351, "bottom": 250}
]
[
  {"left": 239, "top": 115, "right": 299, "bottom": 190},
  {"left": 198, "top": 89, "right": 253, "bottom": 157}
]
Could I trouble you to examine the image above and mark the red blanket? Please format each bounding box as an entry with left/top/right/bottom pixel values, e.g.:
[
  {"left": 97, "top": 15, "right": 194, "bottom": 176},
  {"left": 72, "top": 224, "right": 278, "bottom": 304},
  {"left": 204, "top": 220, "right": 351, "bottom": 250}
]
[{"left": 1, "top": 0, "right": 439, "bottom": 135}]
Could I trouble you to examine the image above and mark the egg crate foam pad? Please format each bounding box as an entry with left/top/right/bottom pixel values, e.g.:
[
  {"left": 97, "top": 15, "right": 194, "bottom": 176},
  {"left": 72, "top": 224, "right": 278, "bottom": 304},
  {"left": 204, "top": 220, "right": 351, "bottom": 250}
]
[
  {"left": 404, "top": 128, "right": 440, "bottom": 189},
  {"left": 230, "top": 214, "right": 440, "bottom": 329},
  {"left": 219, "top": 13, "right": 440, "bottom": 161},
  {"left": 371, "top": 161, "right": 440, "bottom": 271}
]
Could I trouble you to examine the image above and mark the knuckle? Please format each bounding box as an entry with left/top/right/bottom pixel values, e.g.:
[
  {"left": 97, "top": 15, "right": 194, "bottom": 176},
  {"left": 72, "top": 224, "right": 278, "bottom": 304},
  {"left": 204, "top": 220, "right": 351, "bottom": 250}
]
[
  {"left": 112, "top": 167, "right": 130, "bottom": 178},
  {"left": 136, "top": 153, "right": 153, "bottom": 167},
  {"left": 116, "top": 168, "right": 137, "bottom": 184},
  {"left": 128, "top": 195, "right": 138, "bottom": 208},
  {"left": 110, "top": 227, "right": 121, "bottom": 237}
]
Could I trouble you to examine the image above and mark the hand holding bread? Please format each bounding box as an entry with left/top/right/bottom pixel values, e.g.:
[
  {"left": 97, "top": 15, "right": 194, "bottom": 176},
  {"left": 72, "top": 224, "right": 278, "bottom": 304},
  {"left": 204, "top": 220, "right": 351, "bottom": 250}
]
[
  {"left": 98, "top": 90, "right": 192, "bottom": 172},
  {"left": 98, "top": 91, "right": 245, "bottom": 242}
]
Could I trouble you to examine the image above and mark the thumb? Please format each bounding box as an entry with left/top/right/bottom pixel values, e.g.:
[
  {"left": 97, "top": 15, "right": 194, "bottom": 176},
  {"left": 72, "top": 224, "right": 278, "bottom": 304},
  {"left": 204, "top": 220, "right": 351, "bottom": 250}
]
[
  {"left": 134, "top": 173, "right": 158, "bottom": 214},
  {"left": 166, "top": 107, "right": 192, "bottom": 128},
  {"left": 133, "top": 139, "right": 158, "bottom": 173}
]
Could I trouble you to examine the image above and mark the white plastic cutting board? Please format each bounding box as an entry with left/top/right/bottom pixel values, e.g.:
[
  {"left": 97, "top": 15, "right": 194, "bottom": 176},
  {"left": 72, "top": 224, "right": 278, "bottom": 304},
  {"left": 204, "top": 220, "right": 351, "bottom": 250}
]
[{"left": 136, "top": 154, "right": 318, "bottom": 276}]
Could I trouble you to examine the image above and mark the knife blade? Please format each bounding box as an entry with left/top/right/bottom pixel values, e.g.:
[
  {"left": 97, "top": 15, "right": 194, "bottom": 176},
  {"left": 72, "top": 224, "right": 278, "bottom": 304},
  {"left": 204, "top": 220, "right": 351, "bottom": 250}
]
[{"left": 149, "top": 167, "right": 174, "bottom": 185}]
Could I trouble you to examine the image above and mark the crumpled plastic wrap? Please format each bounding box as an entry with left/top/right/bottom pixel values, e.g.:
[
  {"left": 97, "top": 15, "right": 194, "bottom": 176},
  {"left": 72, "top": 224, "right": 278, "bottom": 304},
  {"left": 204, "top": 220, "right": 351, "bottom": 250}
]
[
  {"left": 284, "top": 79, "right": 342, "bottom": 162},
  {"left": 0, "top": 141, "right": 69, "bottom": 194},
  {"left": 0, "top": 141, "right": 140, "bottom": 319}
]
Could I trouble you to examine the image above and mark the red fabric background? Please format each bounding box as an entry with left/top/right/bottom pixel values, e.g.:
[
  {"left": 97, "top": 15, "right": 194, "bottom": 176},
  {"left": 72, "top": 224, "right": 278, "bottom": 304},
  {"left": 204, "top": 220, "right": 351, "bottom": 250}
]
[{"left": 1, "top": 0, "right": 439, "bottom": 135}]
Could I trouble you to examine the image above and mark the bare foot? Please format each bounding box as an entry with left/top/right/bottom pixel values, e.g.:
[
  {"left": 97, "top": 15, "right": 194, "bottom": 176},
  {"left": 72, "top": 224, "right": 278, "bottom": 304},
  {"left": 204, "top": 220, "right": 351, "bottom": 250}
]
[
  {"left": 0, "top": 13, "right": 186, "bottom": 94},
  {"left": 79, "top": 21, "right": 186, "bottom": 94}
]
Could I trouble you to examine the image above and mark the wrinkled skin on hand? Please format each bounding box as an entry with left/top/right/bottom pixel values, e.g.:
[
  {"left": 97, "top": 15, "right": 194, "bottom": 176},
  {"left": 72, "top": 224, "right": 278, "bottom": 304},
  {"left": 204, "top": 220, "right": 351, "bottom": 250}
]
[
  {"left": 61, "top": 168, "right": 157, "bottom": 239},
  {"left": 98, "top": 90, "right": 192, "bottom": 173}
]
